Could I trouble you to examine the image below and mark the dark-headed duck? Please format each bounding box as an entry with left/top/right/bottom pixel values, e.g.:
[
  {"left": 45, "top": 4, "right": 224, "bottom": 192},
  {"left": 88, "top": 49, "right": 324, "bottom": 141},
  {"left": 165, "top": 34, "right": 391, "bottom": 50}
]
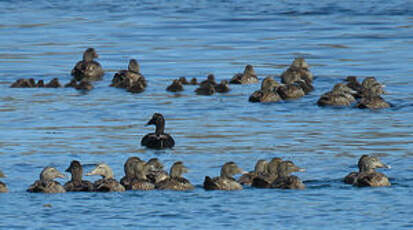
[
  {"left": 271, "top": 161, "right": 305, "bottom": 189},
  {"left": 252, "top": 157, "right": 282, "bottom": 188},
  {"left": 71, "top": 48, "right": 104, "bottom": 81},
  {"left": 86, "top": 163, "right": 125, "bottom": 192},
  {"left": 203, "top": 162, "right": 245, "bottom": 191},
  {"left": 356, "top": 95, "right": 391, "bottom": 109},
  {"left": 276, "top": 83, "right": 305, "bottom": 100},
  {"left": 230, "top": 64, "right": 259, "bottom": 84},
  {"left": 27, "top": 167, "right": 66, "bottom": 193},
  {"left": 64, "top": 161, "right": 94, "bottom": 192},
  {"left": 238, "top": 159, "right": 268, "bottom": 186},
  {"left": 141, "top": 113, "right": 175, "bottom": 149},
  {"left": 45, "top": 78, "right": 62, "bottom": 88},
  {"left": 352, "top": 155, "right": 391, "bottom": 187},
  {"left": 156, "top": 161, "right": 194, "bottom": 191},
  {"left": 167, "top": 79, "right": 184, "bottom": 92},
  {"left": 120, "top": 156, "right": 143, "bottom": 189}
]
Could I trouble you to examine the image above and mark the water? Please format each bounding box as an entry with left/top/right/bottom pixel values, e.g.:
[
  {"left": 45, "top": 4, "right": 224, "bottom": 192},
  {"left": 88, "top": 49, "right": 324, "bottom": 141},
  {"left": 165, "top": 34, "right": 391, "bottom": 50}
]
[{"left": 0, "top": 0, "right": 412, "bottom": 229}]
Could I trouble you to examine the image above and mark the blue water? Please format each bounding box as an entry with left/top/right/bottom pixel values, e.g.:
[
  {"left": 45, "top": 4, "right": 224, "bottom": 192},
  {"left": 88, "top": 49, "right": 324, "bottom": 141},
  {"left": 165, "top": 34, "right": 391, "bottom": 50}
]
[{"left": 0, "top": 0, "right": 413, "bottom": 229}]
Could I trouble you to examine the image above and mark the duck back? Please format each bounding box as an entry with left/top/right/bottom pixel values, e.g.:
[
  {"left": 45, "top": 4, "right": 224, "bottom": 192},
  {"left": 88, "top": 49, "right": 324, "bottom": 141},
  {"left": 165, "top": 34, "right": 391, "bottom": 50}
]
[
  {"left": 94, "top": 179, "right": 125, "bottom": 192},
  {"left": 27, "top": 180, "right": 66, "bottom": 193},
  {"left": 72, "top": 60, "right": 104, "bottom": 81},
  {"left": 141, "top": 133, "right": 175, "bottom": 149},
  {"left": 271, "top": 176, "right": 305, "bottom": 189},
  {"left": 156, "top": 177, "right": 194, "bottom": 191},
  {"left": 353, "top": 172, "right": 391, "bottom": 187},
  {"left": 64, "top": 180, "right": 94, "bottom": 192}
]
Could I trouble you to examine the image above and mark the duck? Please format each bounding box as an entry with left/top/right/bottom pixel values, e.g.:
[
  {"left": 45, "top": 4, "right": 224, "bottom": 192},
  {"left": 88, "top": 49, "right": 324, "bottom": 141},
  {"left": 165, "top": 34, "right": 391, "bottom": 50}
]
[
  {"left": 351, "top": 155, "right": 391, "bottom": 187},
  {"left": 249, "top": 77, "right": 282, "bottom": 103},
  {"left": 251, "top": 157, "right": 282, "bottom": 188},
  {"left": 156, "top": 161, "right": 194, "bottom": 191},
  {"left": 0, "top": 170, "right": 7, "bottom": 193},
  {"left": 361, "top": 77, "right": 385, "bottom": 96},
  {"left": 344, "top": 76, "right": 363, "bottom": 95},
  {"left": 27, "top": 167, "right": 66, "bottom": 193},
  {"left": 71, "top": 48, "right": 104, "bottom": 81},
  {"left": 111, "top": 59, "right": 147, "bottom": 89},
  {"left": 10, "top": 78, "right": 36, "bottom": 88},
  {"left": 356, "top": 94, "right": 391, "bottom": 109},
  {"left": 127, "top": 80, "right": 146, "bottom": 94},
  {"left": 64, "top": 160, "right": 94, "bottom": 192},
  {"left": 271, "top": 161, "right": 305, "bottom": 189},
  {"left": 195, "top": 83, "right": 216, "bottom": 96},
  {"left": 120, "top": 156, "right": 143, "bottom": 189},
  {"left": 317, "top": 83, "right": 357, "bottom": 107},
  {"left": 128, "top": 161, "right": 155, "bottom": 190},
  {"left": 75, "top": 80, "right": 94, "bottom": 91},
  {"left": 166, "top": 79, "right": 184, "bottom": 92},
  {"left": 36, "top": 80, "right": 44, "bottom": 88},
  {"left": 276, "top": 82, "right": 306, "bottom": 100},
  {"left": 64, "top": 79, "right": 77, "bottom": 88},
  {"left": 45, "top": 78, "right": 62, "bottom": 88},
  {"left": 141, "top": 113, "right": 175, "bottom": 149},
  {"left": 200, "top": 74, "right": 217, "bottom": 87},
  {"left": 280, "top": 58, "right": 313, "bottom": 84},
  {"left": 189, "top": 77, "right": 198, "bottom": 85},
  {"left": 215, "top": 80, "right": 231, "bottom": 93},
  {"left": 145, "top": 158, "right": 169, "bottom": 184},
  {"left": 230, "top": 64, "right": 259, "bottom": 84},
  {"left": 178, "top": 77, "right": 189, "bottom": 85},
  {"left": 203, "top": 162, "right": 245, "bottom": 191},
  {"left": 344, "top": 154, "right": 369, "bottom": 184},
  {"left": 238, "top": 159, "right": 268, "bottom": 186},
  {"left": 86, "top": 163, "right": 125, "bottom": 192}
]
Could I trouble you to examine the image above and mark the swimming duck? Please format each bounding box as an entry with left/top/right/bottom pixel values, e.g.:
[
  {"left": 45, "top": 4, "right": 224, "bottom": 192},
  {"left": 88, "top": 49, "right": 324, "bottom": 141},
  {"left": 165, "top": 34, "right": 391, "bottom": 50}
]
[
  {"left": 27, "top": 167, "right": 66, "bottom": 193},
  {"left": 75, "top": 80, "right": 93, "bottom": 91},
  {"left": 344, "top": 154, "right": 369, "bottom": 184},
  {"left": 178, "top": 77, "right": 189, "bottom": 85},
  {"left": 141, "top": 113, "right": 175, "bottom": 149},
  {"left": 146, "top": 158, "right": 169, "bottom": 183},
  {"left": 215, "top": 80, "right": 231, "bottom": 93},
  {"left": 361, "top": 77, "right": 385, "bottom": 96},
  {"left": 64, "top": 160, "right": 94, "bottom": 192},
  {"left": 230, "top": 64, "right": 259, "bottom": 84},
  {"left": 10, "top": 78, "right": 36, "bottom": 88},
  {"left": 36, "top": 80, "right": 44, "bottom": 88},
  {"left": 344, "top": 76, "right": 363, "bottom": 95},
  {"left": 238, "top": 159, "right": 268, "bottom": 186},
  {"left": 166, "top": 79, "right": 184, "bottom": 92},
  {"left": 271, "top": 161, "right": 305, "bottom": 189},
  {"left": 249, "top": 77, "right": 282, "bottom": 103},
  {"left": 356, "top": 94, "right": 391, "bottom": 109},
  {"left": 129, "top": 161, "right": 155, "bottom": 190},
  {"left": 351, "top": 155, "right": 391, "bottom": 187},
  {"left": 64, "top": 79, "right": 77, "bottom": 88},
  {"left": 195, "top": 83, "right": 216, "bottom": 96},
  {"left": 251, "top": 157, "right": 282, "bottom": 188},
  {"left": 86, "top": 163, "right": 125, "bottom": 192},
  {"left": 295, "top": 79, "right": 314, "bottom": 94},
  {"left": 156, "top": 161, "right": 194, "bottom": 191},
  {"left": 45, "top": 78, "right": 62, "bottom": 88},
  {"left": 0, "top": 170, "right": 7, "bottom": 193},
  {"left": 276, "top": 82, "right": 305, "bottom": 100},
  {"left": 111, "top": 59, "right": 147, "bottom": 89},
  {"left": 280, "top": 58, "right": 313, "bottom": 84},
  {"left": 71, "top": 48, "right": 104, "bottom": 81},
  {"left": 189, "top": 77, "right": 198, "bottom": 85},
  {"left": 317, "top": 83, "right": 357, "bottom": 107},
  {"left": 203, "top": 162, "right": 245, "bottom": 191},
  {"left": 127, "top": 80, "right": 146, "bottom": 94},
  {"left": 120, "top": 156, "right": 143, "bottom": 189},
  {"left": 200, "top": 74, "right": 217, "bottom": 87}
]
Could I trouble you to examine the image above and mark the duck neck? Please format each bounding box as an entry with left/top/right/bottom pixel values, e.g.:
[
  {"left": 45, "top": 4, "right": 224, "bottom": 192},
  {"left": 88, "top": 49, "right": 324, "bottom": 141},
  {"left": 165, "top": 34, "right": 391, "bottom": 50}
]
[
  {"left": 155, "top": 122, "right": 165, "bottom": 135},
  {"left": 103, "top": 171, "right": 114, "bottom": 180},
  {"left": 360, "top": 165, "right": 375, "bottom": 174},
  {"left": 71, "top": 170, "right": 83, "bottom": 182},
  {"left": 170, "top": 168, "right": 181, "bottom": 178}
]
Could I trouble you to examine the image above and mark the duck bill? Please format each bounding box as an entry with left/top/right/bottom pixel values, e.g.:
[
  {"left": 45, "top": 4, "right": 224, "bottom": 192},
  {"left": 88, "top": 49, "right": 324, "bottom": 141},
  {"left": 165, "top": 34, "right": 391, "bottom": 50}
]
[
  {"left": 57, "top": 172, "right": 66, "bottom": 179},
  {"left": 297, "top": 167, "right": 306, "bottom": 172},
  {"left": 86, "top": 168, "right": 98, "bottom": 176},
  {"left": 381, "top": 163, "right": 391, "bottom": 169},
  {"left": 146, "top": 119, "right": 155, "bottom": 126}
]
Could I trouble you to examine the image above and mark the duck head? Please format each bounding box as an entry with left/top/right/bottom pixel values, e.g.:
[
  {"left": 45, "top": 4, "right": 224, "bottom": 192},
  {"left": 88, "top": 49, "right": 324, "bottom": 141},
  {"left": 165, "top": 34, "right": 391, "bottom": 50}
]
[
  {"left": 169, "top": 161, "right": 189, "bottom": 178},
  {"left": 254, "top": 160, "right": 268, "bottom": 174},
  {"left": 261, "top": 77, "right": 280, "bottom": 91},
  {"left": 134, "top": 161, "right": 150, "bottom": 180},
  {"left": 86, "top": 163, "right": 115, "bottom": 179},
  {"left": 244, "top": 64, "right": 255, "bottom": 75},
  {"left": 65, "top": 160, "right": 84, "bottom": 182},
  {"left": 345, "top": 76, "right": 359, "bottom": 84},
  {"left": 146, "top": 158, "right": 164, "bottom": 172},
  {"left": 146, "top": 113, "right": 166, "bottom": 135},
  {"left": 359, "top": 155, "right": 391, "bottom": 173},
  {"left": 124, "top": 157, "right": 142, "bottom": 179},
  {"left": 83, "top": 48, "right": 98, "bottom": 62},
  {"left": 220, "top": 162, "right": 245, "bottom": 179},
  {"left": 277, "top": 161, "right": 305, "bottom": 177},
  {"left": 40, "top": 167, "right": 65, "bottom": 182},
  {"left": 128, "top": 59, "right": 140, "bottom": 73},
  {"left": 291, "top": 58, "right": 309, "bottom": 69},
  {"left": 361, "top": 77, "right": 385, "bottom": 96}
]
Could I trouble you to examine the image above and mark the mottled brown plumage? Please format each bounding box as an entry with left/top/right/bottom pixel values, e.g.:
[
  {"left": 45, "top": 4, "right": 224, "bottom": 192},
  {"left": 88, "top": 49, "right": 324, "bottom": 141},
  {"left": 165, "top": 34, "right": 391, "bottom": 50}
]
[
  {"left": 230, "top": 65, "right": 259, "bottom": 84},
  {"left": 350, "top": 155, "right": 391, "bottom": 187},
  {"left": 271, "top": 161, "right": 305, "bottom": 189},
  {"left": 27, "top": 167, "right": 66, "bottom": 193},
  {"left": 86, "top": 163, "right": 125, "bottom": 192},
  {"left": 167, "top": 79, "right": 184, "bottom": 92},
  {"left": 64, "top": 160, "right": 94, "bottom": 192},
  {"left": 71, "top": 48, "right": 104, "bottom": 81},
  {"left": 238, "top": 160, "right": 268, "bottom": 186},
  {"left": 203, "top": 162, "right": 244, "bottom": 191},
  {"left": 156, "top": 162, "right": 194, "bottom": 191}
]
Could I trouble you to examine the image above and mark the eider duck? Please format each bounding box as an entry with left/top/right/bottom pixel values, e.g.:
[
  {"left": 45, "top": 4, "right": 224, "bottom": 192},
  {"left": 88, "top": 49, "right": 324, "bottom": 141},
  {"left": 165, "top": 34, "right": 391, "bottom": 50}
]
[
  {"left": 238, "top": 159, "right": 268, "bottom": 186},
  {"left": 146, "top": 158, "right": 169, "bottom": 184},
  {"left": 356, "top": 95, "right": 391, "bottom": 109},
  {"left": 128, "top": 161, "right": 155, "bottom": 190},
  {"left": 276, "top": 82, "right": 305, "bottom": 100},
  {"left": 127, "top": 80, "right": 146, "bottom": 94},
  {"left": 86, "top": 163, "right": 125, "bottom": 192},
  {"left": 230, "top": 64, "right": 259, "bottom": 84},
  {"left": 45, "top": 78, "right": 62, "bottom": 88},
  {"left": 317, "top": 83, "right": 357, "bottom": 107},
  {"left": 27, "top": 167, "right": 66, "bottom": 193},
  {"left": 252, "top": 157, "right": 282, "bottom": 188},
  {"left": 141, "top": 113, "right": 175, "bottom": 149},
  {"left": 189, "top": 77, "right": 198, "bottom": 85},
  {"left": 200, "top": 74, "right": 217, "bottom": 87},
  {"left": 0, "top": 170, "right": 8, "bottom": 193},
  {"left": 111, "top": 59, "right": 147, "bottom": 89},
  {"left": 156, "top": 161, "right": 194, "bottom": 191},
  {"left": 280, "top": 58, "right": 313, "bottom": 84},
  {"left": 71, "top": 48, "right": 104, "bottom": 81},
  {"left": 203, "top": 162, "right": 245, "bottom": 191},
  {"left": 75, "top": 80, "right": 94, "bottom": 91},
  {"left": 249, "top": 77, "right": 282, "bottom": 103},
  {"left": 166, "top": 79, "right": 184, "bottom": 92},
  {"left": 10, "top": 78, "right": 36, "bottom": 88},
  {"left": 195, "top": 83, "right": 216, "bottom": 96},
  {"left": 215, "top": 80, "right": 231, "bottom": 93},
  {"left": 178, "top": 77, "right": 189, "bottom": 85},
  {"left": 64, "top": 160, "right": 94, "bottom": 192},
  {"left": 344, "top": 155, "right": 369, "bottom": 184},
  {"left": 120, "top": 156, "right": 143, "bottom": 189},
  {"left": 344, "top": 76, "right": 363, "bottom": 95},
  {"left": 361, "top": 77, "right": 385, "bottom": 96},
  {"left": 271, "top": 161, "right": 305, "bottom": 189},
  {"left": 351, "top": 155, "right": 391, "bottom": 187}
]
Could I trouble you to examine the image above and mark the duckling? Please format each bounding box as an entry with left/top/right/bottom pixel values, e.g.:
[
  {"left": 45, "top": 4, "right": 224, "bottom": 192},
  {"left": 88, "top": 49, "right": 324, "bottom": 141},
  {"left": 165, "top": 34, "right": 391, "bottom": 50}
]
[
  {"left": 127, "top": 80, "right": 146, "bottom": 94},
  {"left": 344, "top": 154, "right": 369, "bottom": 184},
  {"left": 352, "top": 155, "right": 391, "bottom": 187},
  {"left": 27, "top": 167, "right": 66, "bottom": 193},
  {"left": 111, "top": 59, "right": 146, "bottom": 89},
  {"left": 64, "top": 79, "right": 77, "bottom": 88},
  {"left": 146, "top": 158, "right": 169, "bottom": 183},
  {"left": 249, "top": 77, "right": 282, "bottom": 103},
  {"left": 166, "top": 79, "right": 184, "bottom": 92},
  {"left": 200, "top": 74, "right": 217, "bottom": 87},
  {"left": 195, "top": 83, "right": 216, "bottom": 96},
  {"left": 86, "top": 163, "right": 125, "bottom": 192},
  {"left": 189, "top": 77, "right": 198, "bottom": 85},
  {"left": 156, "top": 162, "right": 194, "bottom": 190},
  {"left": 71, "top": 48, "right": 104, "bottom": 81},
  {"left": 129, "top": 161, "right": 155, "bottom": 190},
  {"left": 178, "top": 77, "right": 189, "bottom": 85},
  {"left": 317, "top": 83, "right": 357, "bottom": 107},
  {"left": 252, "top": 157, "right": 282, "bottom": 188},
  {"left": 141, "top": 113, "right": 175, "bottom": 149},
  {"left": 271, "top": 161, "right": 305, "bottom": 189},
  {"left": 10, "top": 78, "right": 36, "bottom": 88},
  {"left": 64, "top": 160, "right": 94, "bottom": 192},
  {"left": 215, "top": 80, "right": 231, "bottom": 93},
  {"left": 356, "top": 95, "right": 391, "bottom": 109},
  {"left": 120, "top": 157, "right": 143, "bottom": 189},
  {"left": 281, "top": 58, "right": 313, "bottom": 84},
  {"left": 230, "top": 64, "right": 259, "bottom": 84},
  {"left": 45, "top": 78, "right": 62, "bottom": 88},
  {"left": 238, "top": 160, "right": 268, "bottom": 186},
  {"left": 36, "top": 80, "right": 44, "bottom": 88},
  {"left": 276, "top": 82, "right": 305, "bottom": 100},
  {"left": 203, "top": 162, "right": 245, "bottom": 191},
  {"left": 0, "top": 170, "right": 7, "bottom": 193}
]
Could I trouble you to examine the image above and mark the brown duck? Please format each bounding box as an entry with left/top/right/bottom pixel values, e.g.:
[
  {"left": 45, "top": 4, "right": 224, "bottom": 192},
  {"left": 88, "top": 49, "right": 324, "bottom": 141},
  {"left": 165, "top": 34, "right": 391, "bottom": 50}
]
[
  {"left": 271, "top": 161, "right": 305, "bottom": 189},
  {"left": 86, "top": 163, "right": 125, "bottom": 192},
  {"left": 249, "top": 77, "right": 281, "bottom": 103},
  {"left": 251, "top": 157, "right": 282, "bottom": 188},
  {"left": 352, "top": 155, "right": 391, "bottom": 187},
  {"left": 0, "top": 170, "right": 8, "bottom": 193},
  {"left": 238, "top": 159, "right": 268, "bottom": 186},
  {"left": 156, "top": 161, "right": 194, "bottom": 191},
  {"left": 230, "top": 64, "right": 259, "bottom": 84},
  {"left": 71, "top": 48, "right": 104, "bottom": 81},
  {"left": 203, "top": 162, "right": 245, "bottom": 191},
  {"left": 64, "top": 160, "right": 94, "bottom": 192},
  {"left": 27, "top": 167, "right": 66, "bottom": 193},
  {"left": 141, "top": 113, "right": 175, "bottom": 149}
]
